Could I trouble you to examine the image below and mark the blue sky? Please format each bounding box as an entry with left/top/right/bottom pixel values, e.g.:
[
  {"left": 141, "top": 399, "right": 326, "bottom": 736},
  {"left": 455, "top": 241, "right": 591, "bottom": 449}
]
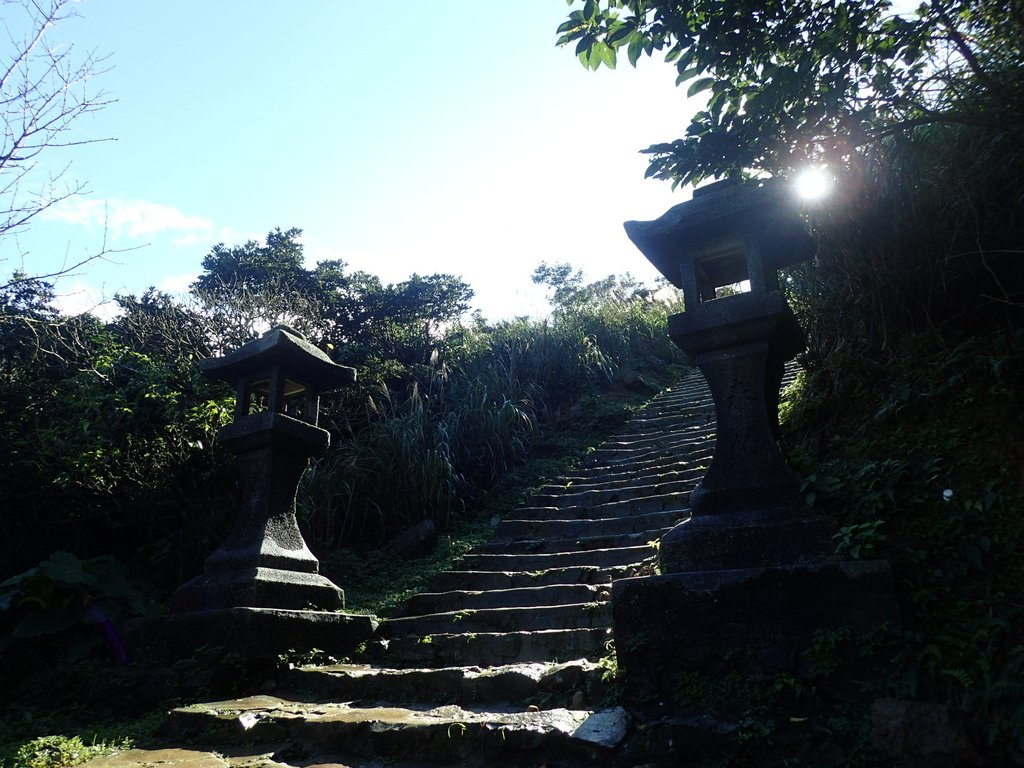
[{"left": 4, "top": 2, "right": 700, "bottom": 320}]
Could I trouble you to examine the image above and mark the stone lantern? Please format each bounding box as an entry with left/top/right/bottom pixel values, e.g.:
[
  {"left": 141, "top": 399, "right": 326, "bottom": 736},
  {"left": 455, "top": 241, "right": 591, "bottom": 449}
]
[
  {"left": 624, "top": 178, "right": 831, "bottom": 572},
  {"left": 170, "top": 325, "right": 354, "bottom": 612},
  {"left": 130, "top": 326, "right": 377, "bottom": 660},
  {"left": 611, "top": 179, "right": 899, "bottom": 695}
]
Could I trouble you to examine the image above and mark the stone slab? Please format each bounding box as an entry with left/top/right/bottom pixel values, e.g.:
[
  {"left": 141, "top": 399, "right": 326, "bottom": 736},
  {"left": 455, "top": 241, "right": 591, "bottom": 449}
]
[
  {"left": 612, "top": 560, "right": 901, "bottom": 695},
  {"left": 658, "top": 508, "right": 835, "bottom": 572},
  {"left": 167, "top": 697, "right": 626, "bottom": 763},
  {"left": 171, "top": 566, "right": 344, "bottom": 613},
  {"left": 127, "top": 607, "right": 378, "bottom": 663}
]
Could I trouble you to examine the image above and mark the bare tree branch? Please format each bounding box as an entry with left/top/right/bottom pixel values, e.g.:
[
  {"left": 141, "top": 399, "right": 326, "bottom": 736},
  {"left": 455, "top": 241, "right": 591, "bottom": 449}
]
[{"left": 0, "top": 0, "right": 114, "bottom": 282}]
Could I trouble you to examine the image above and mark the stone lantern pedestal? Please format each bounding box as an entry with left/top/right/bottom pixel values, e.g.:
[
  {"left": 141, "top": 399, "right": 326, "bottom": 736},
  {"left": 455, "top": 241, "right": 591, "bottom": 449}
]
[
  {"left": 610, "top": 180, "right": 899, "bottom": 697},
  {"left": 128, "top": 326, "right": 377, "bottom": 662}
]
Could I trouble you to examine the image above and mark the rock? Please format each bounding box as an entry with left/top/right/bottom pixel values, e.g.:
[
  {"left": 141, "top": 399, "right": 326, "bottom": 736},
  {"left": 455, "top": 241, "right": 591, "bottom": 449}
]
[
  {"left": 387, "top": 519, "right": 438, "bottom": 560},
  {"left": 619, "top": 370, "right": 651, "bottom": 392},
  {"left": 572, "top": 706, "right": 631, "bottom": 749},
  {"left": 872, "top": 698, "right": 975, "bottom": 766}
]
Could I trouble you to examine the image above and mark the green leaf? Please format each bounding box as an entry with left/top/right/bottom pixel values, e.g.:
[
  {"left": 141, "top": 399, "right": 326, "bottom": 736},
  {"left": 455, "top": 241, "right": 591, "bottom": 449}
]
[
  {"left": 598, "top": 41, "right": 617, "bottom": 69},
  {"left": 608, "top": 22, "right": 633, "bottom": 46},
  {"left": 628, "top": 36, "right": 643, "bottom": 66},
  {"left": 686, "top": 77, "right": 716, "bottom": 97},
  {"left": 13, "top": 608, "right": 80, "bottom": 638},
  {"left": 40, "top": 551, "right": 94, "bottom": 587},
  {"left": 675, "top": 65, "right": 701, "bottom": 86},
  {"left": 583, "top": 0, "right": 597, "bottom": 22}
]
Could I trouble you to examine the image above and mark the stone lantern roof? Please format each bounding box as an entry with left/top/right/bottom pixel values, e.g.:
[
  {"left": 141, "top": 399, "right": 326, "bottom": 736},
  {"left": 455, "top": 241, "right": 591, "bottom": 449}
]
[
  {"left": 624, "top": 178, "right": 815, "bottom": 304},
  {"left": 200, "top": 325, "right": 355, "bottom": 394}
]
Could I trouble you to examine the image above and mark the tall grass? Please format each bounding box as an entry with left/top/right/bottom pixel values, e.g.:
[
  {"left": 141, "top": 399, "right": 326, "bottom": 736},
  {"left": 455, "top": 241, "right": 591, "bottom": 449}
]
[{"left": 297, "top": 288, "right": 683, "bottom": 547}]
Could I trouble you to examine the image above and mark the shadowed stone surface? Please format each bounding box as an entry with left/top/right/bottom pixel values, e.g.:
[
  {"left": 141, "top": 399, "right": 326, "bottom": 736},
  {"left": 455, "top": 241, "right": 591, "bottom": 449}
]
[
  {"left": 658, "top": 507, "right": 835, "bottom": 573},
  {"left": 128, "top": 608, "right": 378, "bottom": 663},
  {"left": 612, "top": 561, "right": 901, "bottom": 693}
]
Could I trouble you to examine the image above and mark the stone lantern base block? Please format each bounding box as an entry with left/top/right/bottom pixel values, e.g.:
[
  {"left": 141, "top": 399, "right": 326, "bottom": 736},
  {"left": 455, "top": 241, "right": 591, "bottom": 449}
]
[
  {"left": 659, "top": 508, "right": 836, "bottom": 573},
  {"left": 170, "top": 566, "right": 345, "bottom": 613},
  {"left": 126, "top": 607, "right": 378, "bottom": 663},
  {"left": 612, "top": 560, "right": 900, "bottom": 697}
]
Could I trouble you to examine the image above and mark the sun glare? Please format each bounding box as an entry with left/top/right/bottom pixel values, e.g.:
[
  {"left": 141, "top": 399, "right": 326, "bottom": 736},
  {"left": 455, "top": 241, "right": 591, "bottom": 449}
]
[{"left": 795, "top": 167, "right": 832, "bottom": 201}]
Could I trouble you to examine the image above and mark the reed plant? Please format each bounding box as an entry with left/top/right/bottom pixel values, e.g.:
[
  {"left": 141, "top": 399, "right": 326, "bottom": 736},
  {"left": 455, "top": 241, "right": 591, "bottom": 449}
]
[{"left": 297, "top": 281, "right": 684, "bottom": 547}]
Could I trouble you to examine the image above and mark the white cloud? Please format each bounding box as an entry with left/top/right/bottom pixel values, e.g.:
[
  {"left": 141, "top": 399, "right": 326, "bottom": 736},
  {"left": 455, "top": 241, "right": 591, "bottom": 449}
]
[
  {"left": 42, "top": 198, "right": 215, "bottom": 240},
  {"left": 51, "top": 281, "right": 121, "bottom": 321},
  {"left": 173, "top": 225, "right": 259, "bottom": 249},
  {"left": 158, "top": 272, "right": 197, "bottom": 294}
]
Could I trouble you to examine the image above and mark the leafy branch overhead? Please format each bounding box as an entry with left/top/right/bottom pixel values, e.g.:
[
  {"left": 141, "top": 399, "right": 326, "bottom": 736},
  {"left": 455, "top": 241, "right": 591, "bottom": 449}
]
[{"left": 558, "top": 0, "right": 1024, "bottom": 186}]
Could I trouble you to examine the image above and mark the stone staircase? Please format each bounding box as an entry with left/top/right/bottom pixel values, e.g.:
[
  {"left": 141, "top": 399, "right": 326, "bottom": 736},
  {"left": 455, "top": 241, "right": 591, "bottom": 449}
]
[{"left": 89, "top": 370, "right": 723, "bottom": 768}]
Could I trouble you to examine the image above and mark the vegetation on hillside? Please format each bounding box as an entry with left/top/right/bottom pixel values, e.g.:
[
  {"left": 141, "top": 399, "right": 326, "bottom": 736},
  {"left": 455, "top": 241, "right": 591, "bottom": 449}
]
[
  {"left": 556, "top": 1, "right": 1023, "bottom": 764},
  {"left": 0, "top": 231, "right": 686, "bottom": 766},
  {"left": 0, "top": 1, "right": 1021, "bottom": 765}
]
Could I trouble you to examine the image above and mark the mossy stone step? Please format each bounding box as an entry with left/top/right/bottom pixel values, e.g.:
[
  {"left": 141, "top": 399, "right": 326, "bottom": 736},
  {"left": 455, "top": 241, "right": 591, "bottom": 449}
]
[
  {"left": 510, "top": 492, "right": 691, "bottom": 523},
  {"left": 379, "top": 628, "right": 612, "bottom": 667},
  {"left": 581, "top": 434, "right": 715, "bottom": 466},
  {"left": 472, "top": 527, "right": 671, "bottom": 557},
  {"left": 385, "top": 601, "right": 612, "bottom": 636},
  {"left": 167, "top": 696, "right": 630, "bottom": 765},
  {"left": 426, "top": 565, "right": 609, "bottom": 592},
  {"left": 280, "top": 658, "right": 603, "bottom": 707},
  {"left": 585, "top": 432, "right": 716, "bottom": 467},
  {"left": 586, "top": 423, "right": 714, "bottom": 454},
  {"left": 400, "top": 582, "right": 606, "bottom": 614},
  {"left": 528, "top": 475, "right": 698, "bottom": 509},
  {"left": 492, "top": 508, "right": 682, "bottom": 541},
  {"left": 459, "top": 544, "right": 656, "bottom": 572}
]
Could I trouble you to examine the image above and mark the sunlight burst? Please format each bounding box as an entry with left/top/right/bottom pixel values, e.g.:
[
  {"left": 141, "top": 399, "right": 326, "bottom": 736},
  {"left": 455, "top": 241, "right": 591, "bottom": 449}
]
[{"left": 795, "top": 167, "right": 833, "bottom": 201}]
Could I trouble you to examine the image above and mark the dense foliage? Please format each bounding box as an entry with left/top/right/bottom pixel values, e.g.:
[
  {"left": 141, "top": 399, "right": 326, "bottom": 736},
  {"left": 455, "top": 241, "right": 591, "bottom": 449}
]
[
  {"left": 560, "top": 0, "right": 1024, "bottom": 349},
  {"left": 779, "top": 328, "right": 1024, "bottom": 763},
  {"left": 0, "top": 232, "right": 683, "bottom": 589},
  {"left": 559, "top": 2, "right": 1023, "bottom": 762},
  {"left": 558, "top": 0, "right": 1024, "bottom": 187},
  {"left": 0, "top": 231, "right": 685, "bottom": 766}
]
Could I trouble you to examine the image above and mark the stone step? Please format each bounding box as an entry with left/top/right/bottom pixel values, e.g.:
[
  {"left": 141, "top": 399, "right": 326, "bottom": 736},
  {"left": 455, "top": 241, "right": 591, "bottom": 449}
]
[
  {"left": 610, "top": 417, "right": 712, "bottom": 442},
  {"left": 534, "top": 465, "right": 706, "bottom": 499},
  {"left": 511, "top": 492, "right": 690, "bottom": 522},
  {"left": 581, "top": 432, "right": 715, "bottom": 464},
  {"left": 459, "top": 544, "right": 656, "bottom": 572},
  {"left": 492, "top": 508, "right": 682, "bottom": 541},
  {"left": 167, "top": 696, "right": 630, "bottom": 765},
  {"left": 584, "top": 431, "right": 716, "bottom": 467},
  {"left": 626, "top": 396, "right": 711, "bottom": 418},
  {"left": 280, "top": 659, "right": 603, "bottom": 708},
  {"left": 530, "top": 475, "right": 698, "bottom": 509},
  {"left": 588, "top": 421, "right": 713, "bottom": 451},
  {"left": 471, "top": 528, "right": 670, "bottom": 557},
  {"left": 385, "top": 602, "right": 612, "bottom": 637},
  {"left": 381, "top": 628, "right": 613, "bottom": 667},
  {"left": 566, "top": 449, "right": 714, "bottom": 485},
  {"left": 427, "top": 565, "right": 610, "bottom": 593},
  {"left": 400, "top": 583, "right": 607, "bottom": 615}
]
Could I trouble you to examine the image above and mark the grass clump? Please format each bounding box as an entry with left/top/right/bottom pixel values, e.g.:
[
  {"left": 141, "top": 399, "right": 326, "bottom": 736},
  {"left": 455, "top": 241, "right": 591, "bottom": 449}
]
[{"left": 4, "top": 735, "right": 131, "bottom": 768}]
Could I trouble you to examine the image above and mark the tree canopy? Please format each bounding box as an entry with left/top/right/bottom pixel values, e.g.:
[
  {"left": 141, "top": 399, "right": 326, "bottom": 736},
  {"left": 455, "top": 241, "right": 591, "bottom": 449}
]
[
  {"left": 189, "top": 228, "right": 474, "bottom": 378},
  {"left": 558, "top": 0, "right": 1024, "bottom": 186}
]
